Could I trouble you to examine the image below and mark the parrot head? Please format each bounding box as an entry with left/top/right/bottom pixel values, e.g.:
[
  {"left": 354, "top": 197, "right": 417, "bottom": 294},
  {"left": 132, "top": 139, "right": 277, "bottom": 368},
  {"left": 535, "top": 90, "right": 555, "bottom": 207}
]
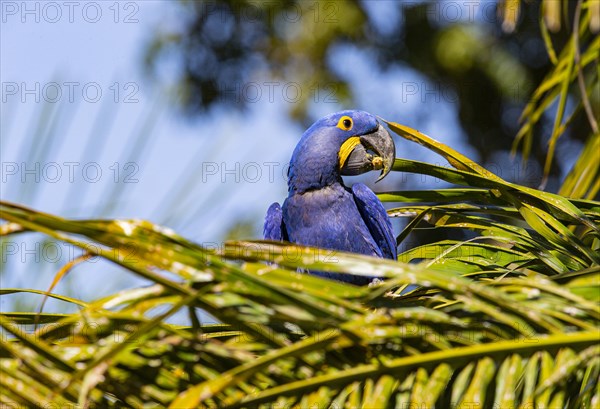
[{"left": 288, "top": 110, "right": 396, "bottom": 193}]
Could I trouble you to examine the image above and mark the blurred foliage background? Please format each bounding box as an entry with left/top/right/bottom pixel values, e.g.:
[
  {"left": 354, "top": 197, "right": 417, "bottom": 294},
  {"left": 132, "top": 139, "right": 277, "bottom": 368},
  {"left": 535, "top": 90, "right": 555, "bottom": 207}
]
[{"left": 146, "top": 0, "right": 598, "bottom": 189}]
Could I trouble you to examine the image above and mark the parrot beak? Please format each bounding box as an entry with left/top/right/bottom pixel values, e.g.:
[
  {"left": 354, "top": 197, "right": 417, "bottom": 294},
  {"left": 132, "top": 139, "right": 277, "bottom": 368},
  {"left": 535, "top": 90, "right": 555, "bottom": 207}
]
[{"left": 340, "top": 124, "right": 395, "bottom": 182}]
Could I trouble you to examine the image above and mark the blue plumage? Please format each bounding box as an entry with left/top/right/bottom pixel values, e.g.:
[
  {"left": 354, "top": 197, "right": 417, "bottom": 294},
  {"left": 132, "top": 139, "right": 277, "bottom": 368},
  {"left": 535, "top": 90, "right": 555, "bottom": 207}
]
[{"left": 264, "top": 110, "right": 397, "bottom": 285}]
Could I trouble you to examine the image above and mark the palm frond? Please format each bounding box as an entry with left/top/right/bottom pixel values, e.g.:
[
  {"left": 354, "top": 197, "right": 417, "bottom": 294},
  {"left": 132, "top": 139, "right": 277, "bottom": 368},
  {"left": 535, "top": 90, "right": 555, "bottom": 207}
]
[{"left": 1, "top": 182, "right": 598, "bottom": 407}]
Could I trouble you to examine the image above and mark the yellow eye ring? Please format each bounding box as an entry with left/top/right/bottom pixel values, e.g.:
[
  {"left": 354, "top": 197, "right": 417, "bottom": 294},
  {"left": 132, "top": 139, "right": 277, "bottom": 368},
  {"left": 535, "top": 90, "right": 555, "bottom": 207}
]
[{"left": 336, "top": 115, "right": 353, "bottom": 131}]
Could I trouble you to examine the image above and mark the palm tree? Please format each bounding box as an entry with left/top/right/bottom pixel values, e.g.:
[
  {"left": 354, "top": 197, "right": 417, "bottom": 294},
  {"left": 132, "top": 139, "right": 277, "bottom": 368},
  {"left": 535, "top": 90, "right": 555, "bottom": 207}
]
[{"left": 0, "top": 0, "right": 598, "bottom": 407}]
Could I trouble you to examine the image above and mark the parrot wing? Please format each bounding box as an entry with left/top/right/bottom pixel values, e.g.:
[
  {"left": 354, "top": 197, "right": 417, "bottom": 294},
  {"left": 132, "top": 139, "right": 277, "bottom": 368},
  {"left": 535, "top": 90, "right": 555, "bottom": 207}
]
[
  {"left": 263, "top": 202, "right": 288, "bottom": 241},
  {"left": 351, "top": 183, "right": 397, "bottom": 260}
]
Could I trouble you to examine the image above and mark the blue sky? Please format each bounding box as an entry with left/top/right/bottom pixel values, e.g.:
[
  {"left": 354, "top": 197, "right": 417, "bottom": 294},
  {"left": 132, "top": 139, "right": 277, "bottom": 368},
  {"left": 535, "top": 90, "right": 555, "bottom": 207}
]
[{"left": 1, "top": 1, "right": 479, "bottom": 312}]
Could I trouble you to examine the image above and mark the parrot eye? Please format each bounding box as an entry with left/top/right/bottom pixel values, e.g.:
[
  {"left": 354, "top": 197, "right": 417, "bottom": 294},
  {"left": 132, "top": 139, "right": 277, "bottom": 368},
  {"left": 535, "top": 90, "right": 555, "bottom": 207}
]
[{"left": 337, "top": 116, "right": 353, "bottom": 131}]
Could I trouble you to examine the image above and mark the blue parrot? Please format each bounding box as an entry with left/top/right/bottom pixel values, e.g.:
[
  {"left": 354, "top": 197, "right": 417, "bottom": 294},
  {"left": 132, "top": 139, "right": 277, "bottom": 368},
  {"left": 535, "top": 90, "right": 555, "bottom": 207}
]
[{"left": 264, "top": 110, "right": 397, "bottom": 285}]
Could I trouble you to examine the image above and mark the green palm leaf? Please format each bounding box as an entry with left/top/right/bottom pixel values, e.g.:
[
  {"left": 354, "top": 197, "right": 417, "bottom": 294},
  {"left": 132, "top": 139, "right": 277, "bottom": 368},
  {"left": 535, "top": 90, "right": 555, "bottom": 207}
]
[{"left": 1, "top": 187, "right": 598, "bottom": 407}]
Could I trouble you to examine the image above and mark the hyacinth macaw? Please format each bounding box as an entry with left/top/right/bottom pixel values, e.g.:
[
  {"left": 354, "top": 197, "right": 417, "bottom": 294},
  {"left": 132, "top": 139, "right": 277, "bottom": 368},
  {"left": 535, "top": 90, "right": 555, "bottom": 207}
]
[{"left": 264, "top": 110, "right": 397, "bottom": 285}]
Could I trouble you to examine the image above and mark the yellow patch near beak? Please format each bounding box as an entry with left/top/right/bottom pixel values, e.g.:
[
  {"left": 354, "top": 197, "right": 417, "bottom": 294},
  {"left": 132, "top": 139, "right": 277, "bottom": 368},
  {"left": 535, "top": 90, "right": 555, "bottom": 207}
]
[{"left": 338, "top": 136, "right": 361, "bottom": 169}]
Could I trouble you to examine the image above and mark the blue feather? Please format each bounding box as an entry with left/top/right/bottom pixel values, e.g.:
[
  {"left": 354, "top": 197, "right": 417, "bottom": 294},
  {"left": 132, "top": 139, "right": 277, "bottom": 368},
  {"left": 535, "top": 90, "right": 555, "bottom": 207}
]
[
  {"left": 264, "top": 202, "right": 286, "bottom": 241},
  {"left": 263, "top": 110, "right": 396, "bottom": 285},
  {"left": 351, "top": 183, "right": 397, "bottom": 260}
]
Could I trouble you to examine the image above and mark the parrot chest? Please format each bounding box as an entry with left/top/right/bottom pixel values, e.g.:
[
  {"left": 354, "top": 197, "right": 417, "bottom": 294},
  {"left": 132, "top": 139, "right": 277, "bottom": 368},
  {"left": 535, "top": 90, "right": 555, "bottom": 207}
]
[{"left": 282, "top": 184, "right": 380, "bottom": 256}]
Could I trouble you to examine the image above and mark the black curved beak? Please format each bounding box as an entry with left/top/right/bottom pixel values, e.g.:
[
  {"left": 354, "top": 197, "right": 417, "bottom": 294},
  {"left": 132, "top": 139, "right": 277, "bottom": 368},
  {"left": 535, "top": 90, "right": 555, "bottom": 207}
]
[{"left": 340, "top": 124, "right": 395, "bottom": 182}]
